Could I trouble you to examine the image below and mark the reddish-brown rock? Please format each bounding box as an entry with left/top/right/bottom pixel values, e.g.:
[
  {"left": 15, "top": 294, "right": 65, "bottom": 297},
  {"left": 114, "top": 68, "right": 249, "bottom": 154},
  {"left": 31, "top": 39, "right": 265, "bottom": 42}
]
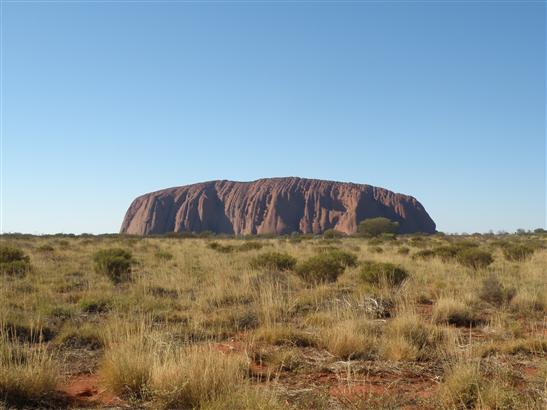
[{"left": 120, "top": 177, "right": 436, "bottom": 235}]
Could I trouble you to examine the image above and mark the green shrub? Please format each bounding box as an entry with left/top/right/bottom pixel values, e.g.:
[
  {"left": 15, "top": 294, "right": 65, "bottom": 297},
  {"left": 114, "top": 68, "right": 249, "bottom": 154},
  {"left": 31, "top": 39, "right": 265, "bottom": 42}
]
[
  {"left": 250, "top": 252, "right": 296, "bottom": 271},
  {"left": 456, "top": 248, "right": 493, "bottom": 269},
  {"left": 0, "top": 245, "right": 31, "bottom": 276},
  {"left": 93, "top": 248, "right": 133, "bottom": 284},
  {"left": 501, "top": 243, "right": 535, "bottom": 262},
  {"left": 358, "top": 217, "right": 399, "bottom": 237},
  {"left": 360, "top": 261, "right": 408, "bottom": 286},
  {"left": 295, "top": 253, "right": 346, "bottom": 284}
]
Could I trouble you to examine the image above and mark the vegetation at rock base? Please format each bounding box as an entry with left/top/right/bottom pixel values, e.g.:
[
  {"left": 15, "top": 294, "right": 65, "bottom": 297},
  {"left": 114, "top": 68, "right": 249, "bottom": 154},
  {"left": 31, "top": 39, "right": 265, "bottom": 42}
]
[{"left": 358, "top": 217, "right": 399, "bottom": 237}]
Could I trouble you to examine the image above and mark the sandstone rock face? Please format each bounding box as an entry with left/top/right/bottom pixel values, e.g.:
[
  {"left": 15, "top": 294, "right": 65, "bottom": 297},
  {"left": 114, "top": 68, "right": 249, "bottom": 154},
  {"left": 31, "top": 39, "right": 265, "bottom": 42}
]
[{"left": 120, "top": 178, "right": 436, "bottom": 235}]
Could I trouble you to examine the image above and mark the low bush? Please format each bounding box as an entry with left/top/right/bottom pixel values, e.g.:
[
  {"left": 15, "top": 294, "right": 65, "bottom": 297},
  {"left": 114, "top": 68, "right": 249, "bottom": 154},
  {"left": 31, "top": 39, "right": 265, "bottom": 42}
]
[
  {"left": 456, "top": 248, "right": 493, "bottom": 269},
  {"left": 501, "top": 243, "right": 535, "bottom": 262},
  {"left": 0, "top": 245, "right": 31, "bottom": 276},
  {"left": 321, "top": 249, "right": 358, "bottom": 267},
  {"left": 359, "top": 261, "right": 408, "bottom": 286},
  {"left": 250, "top": 252, "right": 297, "bottom": 271},
  {"left": 295, "top": 253, "right": 346, "bottom": 284},
  {"left": 93, "top": 248, "right": 133, "bottom": 284}
]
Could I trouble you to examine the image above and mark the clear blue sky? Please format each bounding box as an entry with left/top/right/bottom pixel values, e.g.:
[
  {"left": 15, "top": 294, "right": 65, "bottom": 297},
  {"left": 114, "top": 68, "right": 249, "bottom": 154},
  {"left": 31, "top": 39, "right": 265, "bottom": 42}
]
[{"left": 1, "top": 1, "right": 545, "bottom": 234}]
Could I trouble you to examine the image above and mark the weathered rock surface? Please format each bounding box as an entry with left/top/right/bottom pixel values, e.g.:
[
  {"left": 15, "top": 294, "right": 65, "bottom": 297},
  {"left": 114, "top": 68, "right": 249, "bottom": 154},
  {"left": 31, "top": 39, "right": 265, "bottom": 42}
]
[{"left": 120, "top": 177, "right": 436, "bottom": 235}]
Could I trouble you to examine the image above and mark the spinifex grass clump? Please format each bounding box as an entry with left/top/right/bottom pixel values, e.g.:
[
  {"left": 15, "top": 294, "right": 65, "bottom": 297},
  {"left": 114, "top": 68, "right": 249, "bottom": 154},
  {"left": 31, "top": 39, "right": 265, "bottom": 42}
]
[
  {"left": 479, "top": 274, "right": 516, "bottom": 307},
  {"left": 0, "top": 245, "right": 32, "bottom": 277},
  {"left": 250, "top": 252, "right": 297, "bottom": 271},
  {"left": 380, "top": 313, "right": 454, "bottom": 362},
  {"left": 432, "top": 297, "right": 481, "bottom": 327},
  {"left": 0, "top": 334, "right": 60, "bottom": 407},
  {"left": 93, "top": 248, "right": 133, "bottom": 284},
  {"left": 360, "top": 261, "right": 408, "bottom": 286}
]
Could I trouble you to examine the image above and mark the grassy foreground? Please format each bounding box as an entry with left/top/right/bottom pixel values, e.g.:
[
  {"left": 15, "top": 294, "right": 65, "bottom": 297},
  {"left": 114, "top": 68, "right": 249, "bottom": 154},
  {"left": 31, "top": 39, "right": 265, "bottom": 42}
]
[{"left": 0, "top": 232, "right": 545, "bottom": 409}]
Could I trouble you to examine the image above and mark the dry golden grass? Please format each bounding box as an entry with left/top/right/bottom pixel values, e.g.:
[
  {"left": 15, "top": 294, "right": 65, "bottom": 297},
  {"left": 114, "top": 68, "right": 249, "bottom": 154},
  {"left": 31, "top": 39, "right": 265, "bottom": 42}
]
[
  {"left": 150, "top": 345, "right": 249, "bottom": 409},
  {"left": 0, "top": 232, "right": 545, "bottom": 408},
  {"left": 0, "top": 333, "right": 60, "bottom": 407},
  {"left": 318, "top": 319, "right": 377, "bottom": 359}
]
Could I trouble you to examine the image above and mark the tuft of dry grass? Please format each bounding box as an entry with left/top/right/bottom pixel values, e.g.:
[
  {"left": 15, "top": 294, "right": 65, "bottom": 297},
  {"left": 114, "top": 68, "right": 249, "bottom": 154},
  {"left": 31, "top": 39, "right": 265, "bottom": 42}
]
[
  {"left": 381, "top": 312, "right": 456, "bottom": 361},
  {"left": 432, "top": 296, "right": 480, "bottom": 327},
  {"left": 318, "top": 319, "right": 377, "bottom": 360},
  {"left": 150, "top": 345, "right": 249, "bottom": 409},
  {"left": 254, "top": 325, "right": 317, "bottom": 347},
  {"left": 0, "top": 333, "right": 60, "bottom": 407},
  {"left": 437, "top": 362, "right": 483, "bottom": 409},
  {"left": 99, "top": 323, "right": 153, "bottom": 399}
]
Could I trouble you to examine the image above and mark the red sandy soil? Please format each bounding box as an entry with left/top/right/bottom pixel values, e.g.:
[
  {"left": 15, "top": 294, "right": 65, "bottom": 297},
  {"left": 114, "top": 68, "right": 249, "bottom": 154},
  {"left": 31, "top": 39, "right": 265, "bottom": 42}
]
[{"left": 58, "top": 374, "right": 126, "bottom": 408}]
